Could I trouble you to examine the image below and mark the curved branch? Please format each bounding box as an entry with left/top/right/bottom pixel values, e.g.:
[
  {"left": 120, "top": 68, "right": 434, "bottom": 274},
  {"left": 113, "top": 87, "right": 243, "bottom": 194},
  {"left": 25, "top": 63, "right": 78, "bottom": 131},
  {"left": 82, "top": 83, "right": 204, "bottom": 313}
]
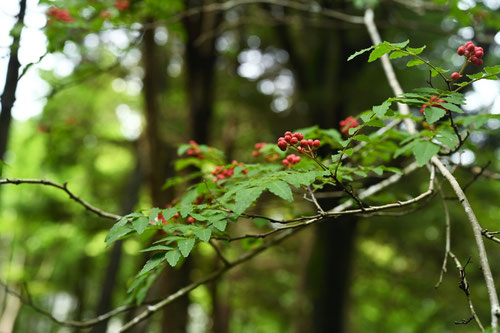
[
  {"left": 364, "top": 8, "right": 500, "bottom": 331},
  {"left": 0, "top": 179, "right": 121, "bottom": 220}
]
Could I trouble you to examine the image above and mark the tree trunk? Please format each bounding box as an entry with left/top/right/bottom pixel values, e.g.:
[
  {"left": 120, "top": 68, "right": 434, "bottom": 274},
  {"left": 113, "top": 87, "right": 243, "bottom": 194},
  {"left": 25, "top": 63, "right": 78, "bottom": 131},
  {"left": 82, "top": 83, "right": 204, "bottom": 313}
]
[
  {"left": 90, "top": 158, "right": 142, "bottom": 333},
  {"left": 0, "top": 0, "right": 26, "bottom": 159}
]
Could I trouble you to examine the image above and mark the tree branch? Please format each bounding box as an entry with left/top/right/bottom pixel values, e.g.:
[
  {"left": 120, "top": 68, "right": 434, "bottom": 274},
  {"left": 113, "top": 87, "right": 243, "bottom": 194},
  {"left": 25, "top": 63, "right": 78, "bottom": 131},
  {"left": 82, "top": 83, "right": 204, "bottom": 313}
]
[
  {"left": 364, "top": 9, "right": 500, "bottom": 331},
  {"left": 0, "top": 179, "right": 121, "bottom": 220}
]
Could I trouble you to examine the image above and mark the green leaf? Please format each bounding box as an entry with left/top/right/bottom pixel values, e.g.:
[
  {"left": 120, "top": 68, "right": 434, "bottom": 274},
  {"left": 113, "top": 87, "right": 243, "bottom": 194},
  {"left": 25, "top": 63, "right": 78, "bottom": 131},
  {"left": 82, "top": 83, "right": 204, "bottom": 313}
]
[
  {"left": 442, "top": 93, "right": 465, "bottom": 105},
  {"left": 467, "top": 72, "right": 484, "bottom": 80},
  {"left": 194, "top": 228, "right": 212, "bottom": 242},
  {"left": 344, "top": 148, "right": 354, "bottom": 156},
  {"left": 484, "top": 65, "right": 500, "bottom": 75},
  {"left": 406, "top": 45, "right": 426, "bottom": 54},
  {"left": 430, "top": 67, "right": 449, "bottom": 77},
  {"left": 372, "top": 167, "right": 383, "bottom": 176},
  {"left": 162, "top": 207, "right": 179, "bottom": 220},
  {"left": 389, "top": 51, "right": 407, "bottom": 60},
  {"left": 424, "top": 107, "right": 446, "bottom": 124},
  {"left": 138, "top": 253, "right": 165, "bottom": 276},
  {"left": 212, "top": 219, "right": 227, "bottom": 232},
  {"left": 180, "top": 204, "right": 193, "bottom": 218},
  {"left": 373, "top": 100, "right": 391, "bottom": 119},
  {"left": 352, "top": 134, "right": 370, "bottom": 142},
  {"left": 347, "top": 45, "right": 374, "bottom": 61},
  {"left": 412, "top": 141, "right": 440, "bottom": 166},
  {"left": 441, "top": 103, "right": 463, "bottom": 114},
  {"left": 267, "top": 180, "right": 293, "bottom": 202},
  {"left": 178, "top": 238, "right": 196, "bottom": 257},
  {"left": 364, "top": 119, "right": 385, "bottom": 127},
  {"left": 406, "top": 58, "right": 424, "bottom": 67},
  {"left": 105, "top": 223, "right": 134, "bottom": 246},
  {"left": 132, "top": 216, "right": 149, "bottom": 235},
  {"left": 390, "top": 40, "right": 410, "bottom": 48},
  {"left": 234, "top": 187, "right": 264, "bottom": 215},
  {"left": 368, "top": 42, "right": 392, "bottom": 62},
  {"left": 139, "top": 245, "right": 174, "bottom": 253},
  {"left": 177, "top": 144, "right": 191, "bottom": 156},
  {"left": 485, "top": 75, "right": 498, "bottom": 81},
  {"left": 165, "top": 250, "right": 181, "bottom": 267}
]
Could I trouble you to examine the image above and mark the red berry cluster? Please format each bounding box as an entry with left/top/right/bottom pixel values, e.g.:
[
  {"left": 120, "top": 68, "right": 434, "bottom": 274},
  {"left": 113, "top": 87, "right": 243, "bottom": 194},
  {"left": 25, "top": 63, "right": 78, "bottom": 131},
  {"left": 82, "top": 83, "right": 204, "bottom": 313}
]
[
  {"left": 186, "top": 140, "right": 203, "bottom": 159},
  {"left": 339, "top": 116, "right": 359, "bottom": 136},
  {"left": 115, "top": 0, "right": 130, "bottom": 11},
  {"left": 420, "top": 95, "right": 445, "bottom": 114},
  {"left": 282, "top": 154, "right": 301, "bottom": 167},
  {"left": 47, "top": 7, "right": 74, "bottom": 23},
  {"left": 252, "top": 142, "right": 267, "bottom": 157},
  {"left": 277, "top": 131, "right": 320, "bottom": 153},
  {"left": 457, "top": 41, "right": 484, "bottom": 66},
  {"left": 212, "top": 160, "right": 247, "bottom": 181}
]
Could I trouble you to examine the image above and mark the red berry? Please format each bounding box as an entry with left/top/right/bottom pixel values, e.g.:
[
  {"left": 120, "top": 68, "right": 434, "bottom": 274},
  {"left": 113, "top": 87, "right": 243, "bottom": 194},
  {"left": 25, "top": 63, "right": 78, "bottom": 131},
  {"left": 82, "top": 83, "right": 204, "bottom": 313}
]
[
  {"left": 474, "top": 58, "right": 483, "bottom": 66},
  {"left": 293, "top": 132, "right": 304, "bottom": 140},
  {"left": 436, "top": 99, "right": 445, "bottom": 104},
  {"left": 420, "top": 103, "right": 428, "bottom": 114},
  {"left": 285, "top": 131, "right": 292, "bottom": 136},
  {"left": 293, "top": 156, "right": 301, "bottom": 164},
  {"left": 297, "top": 146, "right": 303, "bottom": 153},
  {"left": 307, "top": 139, "right": 313, "bottom": 146},
  {"left": 252, "top": 150, "right": 259, "bottom": 157},
  {"left": 282, "top": 159, "right": 290, "bottom": 166},
  {"left": 467, "top": 44, "right": 476, "bottom": 53},
  {"left": 277, "top": 140, "right": 288, "bottom": 151},
  {"left": 173, "top": 213, "right": 180, "bottom": 218},
  {"left": 284, "top": 135, "right": 292, "bottom": 143},
  {"left": 451, "top": 72, "right": 461, "bottom": 80},
  {"left": 300, "top": 139, "right": 308, "bottom": 147},
  {"left": 457, "top": 46, "right": 466, "bottom": 56},
  {"left": 474, "top": 47, "right": 484, "bottom": 58},
  {"left": 290, "top": 137, "right": 298, "bottom": 145},
  {"left": 286, "top": 154, "right": 295, "bottom": 162},
  {"left": 187, "top": 216, "right": 195, "bottom": 224},
  {"left": 313, "top": 140, "right": 321, "bottom": 148},
  {"left": 242, "top": 169, "right": 248, "bottom": 174}
]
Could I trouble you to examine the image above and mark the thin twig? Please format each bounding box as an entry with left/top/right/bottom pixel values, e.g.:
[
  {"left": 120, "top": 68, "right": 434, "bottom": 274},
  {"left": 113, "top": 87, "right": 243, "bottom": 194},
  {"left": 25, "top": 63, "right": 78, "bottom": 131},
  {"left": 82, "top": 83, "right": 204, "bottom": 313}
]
[
  {"left": 482, "top": 230, "right": 500, "bottom": 245},
  {"left": 0, "top": 179, "right": 121, "bottom": 220},
  {"left": 306, "top": 186, "right": 325, "bottom": 214},
  {"left": 448, "top": 253, "right": 485, "bottom": 331},
  {"left": 208, "top": 240, "right": 230, "bottom": 266},
  {"left": 435, "top": 188, "right": 451, "bottom": 288}
]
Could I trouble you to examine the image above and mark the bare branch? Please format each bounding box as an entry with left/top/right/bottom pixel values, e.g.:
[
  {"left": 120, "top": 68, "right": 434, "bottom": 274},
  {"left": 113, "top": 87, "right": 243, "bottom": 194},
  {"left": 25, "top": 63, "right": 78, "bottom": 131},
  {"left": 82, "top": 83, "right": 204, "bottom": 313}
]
[
  {"left": 118, "top": 227, "right": 300, "bottom": 332},
  {"left": 0, "top": 179, "right": 121, "bottom": 220},
  {"left": 0, "top": 279, "right": 136, "bottom": 329},
  {"left": 208, "top": 240, "right": 230, "bottom": 266},
  {"left": 306, "top": 186, "right": 325, "bottom": 214},
  {"left": 482, "top": 230, "right": 500, "bottom": 245},
  {"left": 364, "top": 9, "right": 499, "bottom": 330},
  {"left": 435, "top": 189, "right": 450, "bottom": 288},
  {"left": 448, "top": 254, "right": 485, "bottom": 331}
]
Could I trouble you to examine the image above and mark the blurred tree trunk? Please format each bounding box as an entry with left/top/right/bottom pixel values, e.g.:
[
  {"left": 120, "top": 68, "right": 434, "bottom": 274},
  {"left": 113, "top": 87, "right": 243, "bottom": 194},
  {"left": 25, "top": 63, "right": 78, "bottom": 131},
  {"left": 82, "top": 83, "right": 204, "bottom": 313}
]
[
  {"left": 0, "top": 0, "right": 26, "bottom": 160},
  {"left": 183, "top": 2, "right": 227, "bottom": 332},
  {"left": 141, "top": 18, "right": 189, "bottom": 333},
  {"left": 183, "top": 0, "right": 221, "bottom": 144},
  {"left": 269, "top": 2, "right": 370, "bottom": 331},
  {"left": 90, "top": 157, "right": 142, "bottom": 333}
]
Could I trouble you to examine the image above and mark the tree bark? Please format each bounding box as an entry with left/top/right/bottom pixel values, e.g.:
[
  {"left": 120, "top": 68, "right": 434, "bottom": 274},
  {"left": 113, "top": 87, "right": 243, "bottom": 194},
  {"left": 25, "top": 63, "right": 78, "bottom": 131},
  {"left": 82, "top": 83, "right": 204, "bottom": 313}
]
[{"left": 0, "top": 0, "right": 26, "bottom": 159}]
